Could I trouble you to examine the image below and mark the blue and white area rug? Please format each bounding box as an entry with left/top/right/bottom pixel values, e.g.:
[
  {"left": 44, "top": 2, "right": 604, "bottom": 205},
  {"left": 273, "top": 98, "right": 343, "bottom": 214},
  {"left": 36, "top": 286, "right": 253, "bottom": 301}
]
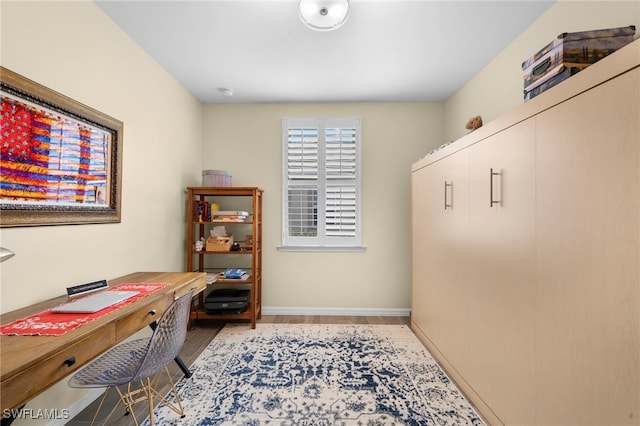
[{"left": 150, "top": 324, "right": 485, "bottom": 425}]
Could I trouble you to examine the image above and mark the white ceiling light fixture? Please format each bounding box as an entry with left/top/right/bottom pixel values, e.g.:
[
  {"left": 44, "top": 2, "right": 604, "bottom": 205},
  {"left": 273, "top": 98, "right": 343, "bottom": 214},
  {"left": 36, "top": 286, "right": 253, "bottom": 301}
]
[
  {"left": 299, "top": 0, "right": 350, "bottom": 32},
  {"left": 218, "top": 87, "right": 234, "bottom": 97}
]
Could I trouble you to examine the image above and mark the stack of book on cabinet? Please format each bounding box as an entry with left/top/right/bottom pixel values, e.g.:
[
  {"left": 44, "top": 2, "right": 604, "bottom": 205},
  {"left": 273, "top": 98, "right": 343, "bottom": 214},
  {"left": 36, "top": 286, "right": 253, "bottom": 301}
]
[{"left": 213, "top": 210, "right": 249, "bottom": 221}]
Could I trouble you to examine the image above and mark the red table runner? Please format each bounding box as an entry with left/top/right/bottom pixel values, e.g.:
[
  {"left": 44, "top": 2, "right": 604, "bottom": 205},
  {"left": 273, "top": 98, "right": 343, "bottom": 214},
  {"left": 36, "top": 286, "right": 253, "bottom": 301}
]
[{"left": 0, "top": 283, "right": 168, "bottom": 336}]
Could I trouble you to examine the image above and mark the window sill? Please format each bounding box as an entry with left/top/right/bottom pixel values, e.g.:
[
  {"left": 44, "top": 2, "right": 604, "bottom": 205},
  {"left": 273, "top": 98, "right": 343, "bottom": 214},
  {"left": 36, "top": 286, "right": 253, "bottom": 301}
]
[{"left": 277, "top": 245, "right": 366, "bottom": 253}]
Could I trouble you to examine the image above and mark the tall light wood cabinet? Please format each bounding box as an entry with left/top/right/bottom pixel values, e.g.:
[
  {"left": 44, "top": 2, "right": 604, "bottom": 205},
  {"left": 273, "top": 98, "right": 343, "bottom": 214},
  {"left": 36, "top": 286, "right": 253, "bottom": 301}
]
[
  {"left": 535, "top": 68, "right": 639, "bottom": 426},
  {"left": 466, "top": 120, "right": 536, "bottom": 424},
  {"left": 412, "top": 149, "right": 470, "bottom": 377},
  {"left": 411, "top": 39, "right": 639, "bottom": 425}
]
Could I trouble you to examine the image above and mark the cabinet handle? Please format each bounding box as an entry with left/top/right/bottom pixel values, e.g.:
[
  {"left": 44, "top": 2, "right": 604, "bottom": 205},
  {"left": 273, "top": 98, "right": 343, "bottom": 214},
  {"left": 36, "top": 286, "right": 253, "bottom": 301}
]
[
  {"left": 490, "top": 168, "right": 502, "bottom": 207},
  {"left": 444, "top": 181, "right": 453, "bottom": 210},
  {"left": 63, "top": 356, "right": 76, "bottom": 367},
  {"left": 148, "top": 309, "right": 157, "bottom": 316}
]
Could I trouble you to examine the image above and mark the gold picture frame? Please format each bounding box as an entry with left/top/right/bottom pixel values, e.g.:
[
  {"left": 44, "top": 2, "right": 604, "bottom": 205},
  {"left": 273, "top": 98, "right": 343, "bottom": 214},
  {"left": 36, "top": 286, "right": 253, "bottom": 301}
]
[{"left": 1, "top": 67, "right": 123, "bottom": 227}]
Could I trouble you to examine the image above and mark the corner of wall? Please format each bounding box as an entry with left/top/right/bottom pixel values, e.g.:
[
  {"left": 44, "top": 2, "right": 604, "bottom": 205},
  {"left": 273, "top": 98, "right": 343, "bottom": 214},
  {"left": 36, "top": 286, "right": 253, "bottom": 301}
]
[{"left": 443, "top": 0, "right": 640, "bottom": 142}]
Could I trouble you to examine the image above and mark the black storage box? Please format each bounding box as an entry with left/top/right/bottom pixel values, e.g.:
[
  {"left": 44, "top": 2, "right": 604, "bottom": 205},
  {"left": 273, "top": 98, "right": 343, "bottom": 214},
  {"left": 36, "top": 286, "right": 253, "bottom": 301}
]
[
  {"left": 524, "top": 66, "right": 582, "bottom": 101},
  {"left": 522, "top": 25, "right": 635, "bottom": 101},
  {"left": 204, "top": 289, "right": 249, "bottom": 314}
]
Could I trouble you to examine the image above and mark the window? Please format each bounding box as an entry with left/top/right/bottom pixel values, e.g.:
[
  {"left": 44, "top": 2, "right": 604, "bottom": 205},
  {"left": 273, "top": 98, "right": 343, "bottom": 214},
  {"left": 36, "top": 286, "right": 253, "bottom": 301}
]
[{"left": 281, "top": 118, "right": 363, "bottom": 251}]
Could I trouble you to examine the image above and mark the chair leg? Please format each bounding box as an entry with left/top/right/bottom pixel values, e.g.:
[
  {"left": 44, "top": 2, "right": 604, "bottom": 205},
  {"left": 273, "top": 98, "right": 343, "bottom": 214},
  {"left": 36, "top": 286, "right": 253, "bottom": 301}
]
[
  {"left": 111, "top": 369, "right": 185, "bottom": 425},
  {"left": 146, "top": 377, "right": 155, "bottom": 426},
  {"left": 149, "top": 367, "right": 185, "bottom": 419},
  {"left": 88, "top": 387, "right": 120, "bottom": 426},
  {"left": 85, "top": 387, "right": 132, "bottom": 426},
  {"left": 115, "top": 383, "right": 145, "bottom": 426}
]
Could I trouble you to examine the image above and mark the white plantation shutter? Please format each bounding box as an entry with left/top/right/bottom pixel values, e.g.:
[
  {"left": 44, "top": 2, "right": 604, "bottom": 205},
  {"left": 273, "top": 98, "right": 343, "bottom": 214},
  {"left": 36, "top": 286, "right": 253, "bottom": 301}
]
[
  {"left": 326, "top": 185, "right": 356, "bottom": 237},
  {"left": 287, "top": 127, "right": 318, "bottom": 179},
  {"left": 282, "top": 118, "right": 362, "bottom": 249},
  {"left": 325, "top": 126, "right": 357, "bottom": 237}
]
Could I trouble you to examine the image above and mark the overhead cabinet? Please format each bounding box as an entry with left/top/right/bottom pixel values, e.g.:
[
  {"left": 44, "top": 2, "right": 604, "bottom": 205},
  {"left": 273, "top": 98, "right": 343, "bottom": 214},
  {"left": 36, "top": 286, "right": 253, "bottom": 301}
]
[{"left": 411, "top": 39, "right": 639, "bottom": 425}]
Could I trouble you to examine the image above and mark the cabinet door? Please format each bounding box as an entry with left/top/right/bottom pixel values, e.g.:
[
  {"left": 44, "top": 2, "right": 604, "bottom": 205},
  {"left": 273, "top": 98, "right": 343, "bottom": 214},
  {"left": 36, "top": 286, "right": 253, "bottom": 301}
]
[
  {"left": 411, "top": 163, "right": 430, "bottom": 333},
  {"left": 466, "top": 120, "right": 537, "bottom": 424},
  {"left": 412, "top": 149, "right": 470, "bottom": 375},
  {"left": 535, "top": 69, "right": 639, "bottom": 425}
]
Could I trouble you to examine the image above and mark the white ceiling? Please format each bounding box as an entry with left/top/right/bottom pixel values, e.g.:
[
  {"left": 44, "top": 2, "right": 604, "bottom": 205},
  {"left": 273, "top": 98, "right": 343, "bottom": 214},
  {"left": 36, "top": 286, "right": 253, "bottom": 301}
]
[{"left": 95, "top": 0, "right": 555, "bottom": 103}]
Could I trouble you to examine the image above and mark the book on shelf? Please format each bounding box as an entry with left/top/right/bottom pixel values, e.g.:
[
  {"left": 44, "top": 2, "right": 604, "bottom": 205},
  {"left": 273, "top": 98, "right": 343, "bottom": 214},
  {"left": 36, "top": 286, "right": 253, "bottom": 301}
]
[
  {"left": 222, "top": 268, "right": 249, "bottom": 280},
  {"left": 194, "top": 203, "right": 251, "bottom": 222},
  {"left": 213, "top": 215, "right": 247, "bottom": 221},
  {"left": 194, "top": 200, "right": 205, "bottom": 221},
  {"left": 194, "top": 200, "right": 214, "bottom": 222},
  {"left": 213, "top": 210, "right": 250, "bottom": 221},
  {"left": 216, "top": 211, "right": 249, "bottom": 216}
]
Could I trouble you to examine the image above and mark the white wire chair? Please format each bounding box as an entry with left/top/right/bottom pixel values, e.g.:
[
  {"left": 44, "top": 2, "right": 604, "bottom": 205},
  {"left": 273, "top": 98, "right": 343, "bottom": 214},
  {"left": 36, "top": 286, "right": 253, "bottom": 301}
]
[{"left": 68, "top": 289, "right": 195, "bottom": 425}]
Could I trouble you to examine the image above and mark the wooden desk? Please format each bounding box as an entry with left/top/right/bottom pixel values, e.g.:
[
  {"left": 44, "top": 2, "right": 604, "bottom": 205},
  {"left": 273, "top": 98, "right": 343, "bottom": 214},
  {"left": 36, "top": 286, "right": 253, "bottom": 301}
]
[{"left": 0, "top": 271, "right": 206, "bottom": 412}]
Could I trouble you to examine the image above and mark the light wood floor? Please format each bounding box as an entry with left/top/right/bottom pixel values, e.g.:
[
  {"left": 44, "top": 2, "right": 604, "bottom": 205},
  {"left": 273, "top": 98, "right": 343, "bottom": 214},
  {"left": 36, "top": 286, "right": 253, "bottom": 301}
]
[{"left": 68, "top": 315, "right": 410, "bottom": 425}]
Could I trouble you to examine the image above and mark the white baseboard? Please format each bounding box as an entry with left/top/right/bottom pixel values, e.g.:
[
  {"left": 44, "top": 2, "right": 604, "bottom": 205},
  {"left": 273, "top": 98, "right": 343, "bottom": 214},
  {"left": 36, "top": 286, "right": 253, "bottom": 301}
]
[{"left": 262, "top": 306, "right": 410, "bottom": 317}]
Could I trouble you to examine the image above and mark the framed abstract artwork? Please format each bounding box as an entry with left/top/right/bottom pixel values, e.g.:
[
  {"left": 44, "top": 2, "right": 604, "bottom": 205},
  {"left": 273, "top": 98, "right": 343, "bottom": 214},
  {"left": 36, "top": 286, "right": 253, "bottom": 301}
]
[{"left": 0, "top": 67, "right": 123, "bottom": 227}]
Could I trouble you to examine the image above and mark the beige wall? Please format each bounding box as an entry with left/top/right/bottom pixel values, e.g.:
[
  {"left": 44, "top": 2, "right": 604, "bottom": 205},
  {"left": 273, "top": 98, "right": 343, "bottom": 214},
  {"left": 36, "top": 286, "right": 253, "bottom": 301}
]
[
  {"left": 444, "top": 0, "right": 640, "bottom": 142},
  {"left": 1, "top": 1, "right": 203, "bottom": 314},
  {"left": 1, "top": 2, "right": 203, "bottom": 421},
  {"left": 203, "top": 103, "right": 443, "bottom": 313}
]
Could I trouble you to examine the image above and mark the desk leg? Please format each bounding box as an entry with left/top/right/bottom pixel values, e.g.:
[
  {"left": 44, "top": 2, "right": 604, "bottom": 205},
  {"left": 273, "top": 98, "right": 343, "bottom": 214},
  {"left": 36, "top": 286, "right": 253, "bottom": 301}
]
[{"left": 148, "top": 322, "right": 192, "bottom": 378}]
